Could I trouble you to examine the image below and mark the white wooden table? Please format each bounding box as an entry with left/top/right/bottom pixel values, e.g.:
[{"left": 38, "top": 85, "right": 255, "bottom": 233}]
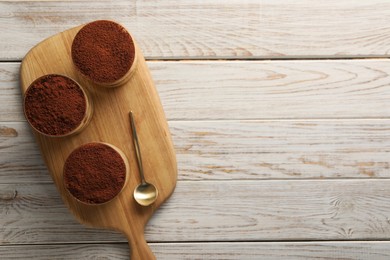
[{"left": 1, "top": 1, "right": 390, "bottom": 259}]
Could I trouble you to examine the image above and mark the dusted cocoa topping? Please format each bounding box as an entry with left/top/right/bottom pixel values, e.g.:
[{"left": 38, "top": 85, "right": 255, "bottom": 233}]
[
  {"left": 63, "top": 143, "right": 127, "bottom": 204},
  {"left": 71, "top": 20, "right": 135, "bottom": 84},
  {"left": 24, "top": 74, "right": 87, "bottom": 136}
]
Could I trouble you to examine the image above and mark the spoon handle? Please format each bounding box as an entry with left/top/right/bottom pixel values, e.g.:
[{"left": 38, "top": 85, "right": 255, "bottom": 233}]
[{"left": 129, "top": 111, "right": 146, "bottom": 184}]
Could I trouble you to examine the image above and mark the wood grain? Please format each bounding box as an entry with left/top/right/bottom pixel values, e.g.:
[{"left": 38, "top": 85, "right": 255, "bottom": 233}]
[
  {"left": 2, "top": 1, "right": 390, "bottom": 60},
  {"left": 1, "top": 119, "right": 389, "bottom": 183},
  {"left": 2, "top": 59, "right": 390, "bottom": 122},
  {"left": 2, "top": 180, "right": 390, "bottom": 244},
  {"left": 2, "top": 242, "right": 390, "bottom": 260}
]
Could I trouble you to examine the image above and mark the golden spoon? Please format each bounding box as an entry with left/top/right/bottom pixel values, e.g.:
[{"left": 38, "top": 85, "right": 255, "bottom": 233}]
[{"left": 129, "top": 111, "right": 158, "bottom": 206}]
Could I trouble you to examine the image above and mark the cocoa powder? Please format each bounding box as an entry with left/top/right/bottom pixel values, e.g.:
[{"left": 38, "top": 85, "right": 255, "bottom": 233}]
[
  {"left": 63, "top": 143, "right": 127, "bottom": 204},
  {"left": 24, "top": 74, "right": 87, "bottom": 136},
  {"left": 71, "top": 20, "right": 135, "bottom": 84}
]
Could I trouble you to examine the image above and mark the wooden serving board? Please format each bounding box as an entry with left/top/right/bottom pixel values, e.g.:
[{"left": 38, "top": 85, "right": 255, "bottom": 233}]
[{"left": 20, "top": 23, "right": 177, "bottom": 260}]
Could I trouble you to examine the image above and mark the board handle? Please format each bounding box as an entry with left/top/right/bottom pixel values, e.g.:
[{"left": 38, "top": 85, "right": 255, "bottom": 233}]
[{"left": 127, "top": 233, "right": 156, "bottom": 260}]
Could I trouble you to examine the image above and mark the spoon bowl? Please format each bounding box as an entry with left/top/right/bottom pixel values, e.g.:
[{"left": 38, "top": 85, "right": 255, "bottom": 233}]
[{"left": 134, "top": 182, "right": 158, "bottom": 206}]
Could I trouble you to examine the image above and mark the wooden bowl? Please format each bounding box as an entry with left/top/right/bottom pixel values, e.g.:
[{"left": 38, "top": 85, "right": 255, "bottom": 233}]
[
  {"left": 63, "top": 142, "right": 129, "bottom": 205},
  {"left": 23, "top": 74, "right": 93, "bottom": 137},
  {"left": 71, "top": 20, "right": 138, "bottom": 88}
]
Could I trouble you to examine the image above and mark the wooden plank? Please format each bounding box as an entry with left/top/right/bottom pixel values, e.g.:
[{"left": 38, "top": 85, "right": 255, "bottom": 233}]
[
  {"left": 2, "top": 59, "right": 390, "bottom": 122},
  {"left": 2, "top": 241, "right": 390, "bottom": 260},
  {"left": 1, "top": 119, "right": 389, "bottom": 183},
  {"left": 8, "top": 116, "right": 390, "bottom": 183},
  {"left": 172, "top": 119, "right": 390, "bottom": 180},
  {"left": 153, "top": 242, "right": 390, "bottom": 260},
  {"left": 2, "top": 180, "right": 390, "bottom": 244},
  {"left": 2, "top": 1, "right": 390, "bottom": 60},
  {"left": 0, "top": 244, "right": 129, "bottom": 259}
]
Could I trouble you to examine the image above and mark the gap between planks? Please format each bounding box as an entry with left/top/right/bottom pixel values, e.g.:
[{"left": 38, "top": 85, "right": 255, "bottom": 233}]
[
  {"left": 2, "top": 55, "right": 390, "bottom": 63},
  {"left": 2, "top": 240, "right": 390, "bottom": 246}
]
